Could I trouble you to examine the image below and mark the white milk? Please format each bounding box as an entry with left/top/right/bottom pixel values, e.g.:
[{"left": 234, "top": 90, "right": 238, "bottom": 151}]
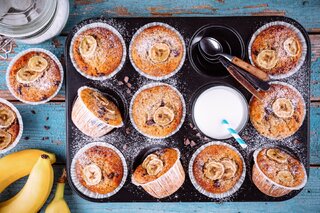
[{"left": 193, "top": 86, "right": 248, "bottom": 139}]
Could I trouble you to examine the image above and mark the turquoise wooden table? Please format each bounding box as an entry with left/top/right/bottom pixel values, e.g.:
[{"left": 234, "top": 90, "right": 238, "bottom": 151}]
[{"left": 1, "top": 0, "right": 320, "bottom": 212}]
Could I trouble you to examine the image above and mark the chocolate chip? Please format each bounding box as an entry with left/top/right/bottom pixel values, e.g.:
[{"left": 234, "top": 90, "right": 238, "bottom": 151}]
[
  {"left": 41, "top": 96, "right": 48, "bottom": 101},
  {"left": 107, "top": 172, "right": 115, "bottom": 179},
  {"left": 46, "top": 117, "right": 49, "bottom": 121},
  {"left": 184, "top": 138, "right": 191, "bottom": 146},
  {"left": 42, "top": 137, "right": 49, "bottom": 140},
  {"left": 17, "top": 86, "right": 22, "bottom": 95},
  {"left": 124, "top": 76, "right": 129, "bottom": 83},
  {"left": 190, "top": 140, "right": 196, "bottom": 147},
  {"left": 44, "top": 125, "right": 50, "bottom": 130},
  {"left": 160, "top": 100, "right": 165, "bottom": 107},
  {"left": 24, "top": 136, "right": 30, "bottom": 140},
  {"left": 54, "top": 80, "right": 61, "bottom": 86},
  {"left": 146, "top": 119, "right": 155, "bottom": 126},
  {"left": 31, "top": 110, "right": 36, "bottom": 114},
  {"left": 172, "top": 49, "right": 180, "bottom": 57},
  {"left": 213, "top": 180, "right": 220, "bottom": 188}
]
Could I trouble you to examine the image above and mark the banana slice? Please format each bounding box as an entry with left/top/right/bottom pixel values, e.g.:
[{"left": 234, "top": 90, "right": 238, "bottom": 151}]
[
  {"left": 266, "top": 148, "right": 288, "bottom": 164},
  {"left": 203, "top": 160, "right": 225, "bottom": 181},
  {"left": 16, "top": 68, "right": 42, "bottom": 84},
  {"left": 256, "top": 49, "right": 278, "bottom": 70},
  {"left": 79, "top": 35, "right": 97, "bottom": 58},
  {"left": 149, "top": 42, "right": 171, "bottom": 63},
  {"left": 220, "top": 158, "right": 238, "bottom": 180},
  {"left": 153, "top": 106, "right": 175, "bottom": 126},
  {"left": 27, "top": 56, "right": 48, "bottom": 72},
  {"left": 145, "top": 157, "right": 164, "bottom": 176},
  {"left": 0, "top": 107, "right": 15, "bottom": 128},
  {"left": 277, "top": 170, "right": 294, "bottom": 185},
  {"left": 82, "top": 164, "right": 102, "bottom": 186},
  {"left": 284, "top": 37, "right": 300, "bottom": 57},
  {"left": 0, "top": 130, "right": 12, "bottom": 150},
  {"left": 272, "top": 98, "right": 294, "bottom": 118},
  {"left": 142, "top": 154, "right": 158, "bottom": 169}
]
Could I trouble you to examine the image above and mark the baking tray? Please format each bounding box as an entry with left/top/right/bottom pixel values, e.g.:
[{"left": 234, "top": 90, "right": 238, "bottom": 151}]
[{"left": 65, "top": 16, "right": 311, "bottom": 202}]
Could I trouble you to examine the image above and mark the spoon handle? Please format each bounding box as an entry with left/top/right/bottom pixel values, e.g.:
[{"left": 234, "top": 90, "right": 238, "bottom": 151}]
[{"left": 231, "top": 57, "right": 270, "bottom": 81}]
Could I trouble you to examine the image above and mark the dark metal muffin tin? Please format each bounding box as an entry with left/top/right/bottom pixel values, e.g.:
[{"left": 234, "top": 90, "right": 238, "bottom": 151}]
[{"left": 65, "top": 16, "right": 310, "bottom": 202}]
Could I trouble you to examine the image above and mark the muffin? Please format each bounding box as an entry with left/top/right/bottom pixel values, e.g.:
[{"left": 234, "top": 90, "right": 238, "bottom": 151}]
[
  {"left": 130, "top": 83, "right": 185, "bottom": 138},
  {"left": 70, "top": 22, "right": 126, "bottom": 80},
  {"left": 72, "top": 86, "right": 123, "bottom": 138},
  {"left": 249, "top": 21, "right": 307, "bottom": 79},
  {"left": 189, "top": 141, "right": 245, "bottom": 199},
  {"left": 252, "top": 147, "right": 307, "bottom": 197},
  {"left": 132, "top": 148, "right": 185, "bottom": 198},
  {"left": 6, "top": 48, "right": 63, "bottom": 104},
  {"left": 130, "top": 22, "right": 185, "bottom": 80},
  {"left": 249, "top": 82, "right": 305, "bottom": 140},
  {"left": 71, "top": 142, "right": 127, "bottom": 198},
  {"left": 0, "top": 98, "right": 23, "bottom": 154}
]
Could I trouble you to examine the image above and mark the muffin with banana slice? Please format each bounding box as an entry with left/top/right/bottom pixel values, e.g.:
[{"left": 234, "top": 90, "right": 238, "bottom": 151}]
[
  {"left": 249, "top": 22, "right": 306, "bottom": 79},
  {"left": 130, "top": 22, "right": 185, "bottom": 80},
  {"left": 6, "top": 48, "right": 63, "bottom": 104},
  {"left": 252, "top": 147, "right": 307, "bottom": 197},
  {"left": 72, "top": 86, "right": 123, "bottom": 138},
  {"left": 0, "top": 98, "right": 23, "bottom": 153},
  {"left": 130, "top": 83, "right": 185, "bottom": 138},
  {"left": 71, "top": 142, "right": 127, "bottom": 198},
  {"left": 189, "top": 141, "right": 246, "bottom": 199},
  {"left": 249, "top": 82, "right": 305, "bottom": 139},
  {"left": 132, "top": 148, "right": 185, "bottom": 198},
  {"left": 70, "top": 22, "right": 126, "bottom": 80}
]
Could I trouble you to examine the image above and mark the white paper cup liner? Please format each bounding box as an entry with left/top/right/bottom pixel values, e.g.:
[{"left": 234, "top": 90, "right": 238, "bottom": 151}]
[
  {"left": 0, "top": 98, "right": 23, "bottom": 154},
  {"left": 249, "top": 81, "right": 306, "bottom": 140},
  {"left": 69, "top": 22, "right": 126, "bottom": 81},
  {"left": 129, "top": 22, "right": 186, "bottom": 81},
  {"left": 188, "top": 141, "right": 246, "bottom": 199},
  {"left": 6, "top": 48, "right": 64, "bottom": 105},
  {"left": 70, "top": 142, "right": 128, "bottom": 199},
  {"left": 248, "top": 21, "right": 307, "bottom": 79},
  {"left": 129, "top": 82, "right": 186, "bottom": 139}
]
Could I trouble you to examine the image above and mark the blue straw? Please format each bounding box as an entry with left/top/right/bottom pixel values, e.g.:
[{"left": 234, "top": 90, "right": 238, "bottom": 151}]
[{"left": 221, "top": 119, "right": 247, "bottom": 149}]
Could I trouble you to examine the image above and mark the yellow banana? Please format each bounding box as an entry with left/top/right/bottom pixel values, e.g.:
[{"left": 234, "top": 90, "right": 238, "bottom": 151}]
[
  {"left": 0, "top": 149, "right": 56, "bottom": 193},
  {"left": 0, "top": 154, "right": 54, "bottom": 213},
  {"left": 45, "top": 168, "right": 71, "bottom": 213}
]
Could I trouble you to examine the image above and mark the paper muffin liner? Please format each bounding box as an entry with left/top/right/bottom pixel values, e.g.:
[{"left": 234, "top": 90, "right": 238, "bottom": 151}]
[
  {"left": 248, "top": 21, "right": 307, "bottom": 79},
  {"left": 249, "top": 81, "right": 306, "bottom": 140},
  {"left": 69, "top": 22, "right": 127, "bottom": 81},
  {"left": 129, "top": 22, "right": 186, "bottom": 81},
  {"left": 0, "top": 98, "right": 23, "bottom": 154},
  {"left": 70, "top": 142, "right": 128, "bottom": 199},
  {"left": 252, "top": 146, "right": 307, "bottom": 197},
  {"left": 188, "top": 141, "right": 246, "bottom": 199},
  {"left": 6, "top": 48, "right": 64, "bottom": 105},
  {"left": 71, "top": 86, "right": 123, "bottom": 138},
  {"left": 129, "top": 82, "right": 186, "bottom": 139},
  {"left": 131, "top": 148, "right": 185, "bottom": 199}
]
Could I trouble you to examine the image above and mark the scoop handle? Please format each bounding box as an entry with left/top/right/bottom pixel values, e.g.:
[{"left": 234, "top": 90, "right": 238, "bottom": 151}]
[{"left": 231, "top": 57, "right": 270, "bottom": 81}]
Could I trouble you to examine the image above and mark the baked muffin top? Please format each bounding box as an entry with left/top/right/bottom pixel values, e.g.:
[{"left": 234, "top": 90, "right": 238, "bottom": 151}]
[
  {"left": 256, "top": 148, "right": 306, "bottom": 188},
  {"left": 71, "top": 26, "right": 124, "bottom": 79},
  {"left": 7, "top": 51, "right": 62, "bottom": 103},
  {"left": 75, "top": 145, "right": 124, "bottom": 194},
  {"left": 249, "top": 83, "right": 305, "bottom": 139},
  {"left": 132, "top": 148, "right": 179, "bottom": 184},
  {"left": 192, "top": 144, "right": 244, "bottom": 194},
  {"left": 131, "top": 84, "right": 184, "bottom": 138},
  {"left": 130, "top": 23, "right": 185, "bottom": 79},
  {"left": 0, "top": 102, "right": 20, "bottom": 150},
  {"left": 250, "top": 25, "right": 304, "bottom": 77},
  {"left": 78, "top": 87, "right": 123, "bottom": 127}
]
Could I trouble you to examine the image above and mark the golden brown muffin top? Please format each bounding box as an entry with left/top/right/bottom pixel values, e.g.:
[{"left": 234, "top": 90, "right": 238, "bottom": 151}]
[
  {"left": 132, "top": 148, "right": 179, "bottom": 184},
  {"left": 130, "top": 24, "right": 185, "bottom": 78},
  {"left": 131, "top": 85, "right": 184, "bottom": 138},
  {"left": 75, "top": 145, "right": 124, "bottom": 194},
  {"left": 250, "top": 83, "right": 305, "bottom": 139},
  {"left": 251, "top": 25, "right": 303, "bottom": 76},
  {"left": 256, "top": 148, "right": 306, "bottom": 187},
  {"left": 79, "top": 87, "right": 123, "bottom": 127},
  {"left": 72, "top": 27, "right": 124, "bottom": 78},
  {"left": 8, "top": 51, "right": 62, "bottom": 103},
  {"left": 192, "top": 144, "right": 243, "bottom": 194}
]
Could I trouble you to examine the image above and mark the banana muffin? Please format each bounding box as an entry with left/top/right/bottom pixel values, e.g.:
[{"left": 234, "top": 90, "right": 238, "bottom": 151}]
[
  {"left": 130, "top": 22, "right": 185, "bottom": 79},
  {"left": 249, "top": 82, "right": 305, "bottom": 140},
  {"left": 70, "top": 23, "right": 126, "bottom": 80},
  {"left": 189, "top": 142, "right": 245, "bottom": 198},
  {"left": 6, "top": 48, "right": 63, "bottom": 104},
  {"left": 252, "top": 147, "right": 307, "bottom": 197},
  {"left": 130, "top": 83, "right": 185, "bottom": 138},
  {"left": 132, "top": 148, "right": 185, "bottom": 198}
]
